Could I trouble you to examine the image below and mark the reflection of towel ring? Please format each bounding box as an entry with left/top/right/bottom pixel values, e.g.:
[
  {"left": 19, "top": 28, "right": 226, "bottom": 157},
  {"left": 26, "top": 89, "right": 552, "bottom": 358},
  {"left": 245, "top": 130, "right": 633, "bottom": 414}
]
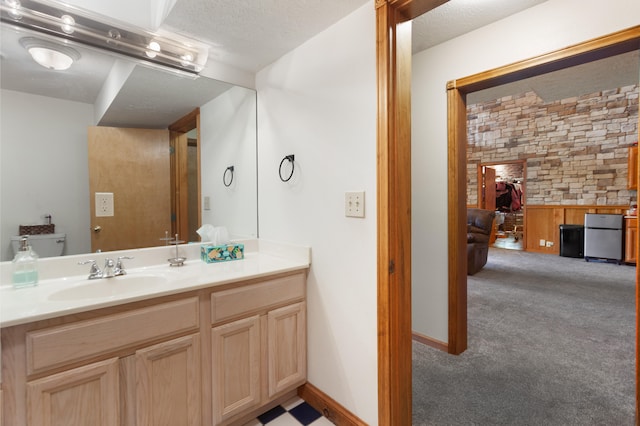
[
  {"left": 223, "top": 166, "right": 234, "bottom": 187},
  {"left": 279, "top": 154, "right": 295, "bottom": 182}
]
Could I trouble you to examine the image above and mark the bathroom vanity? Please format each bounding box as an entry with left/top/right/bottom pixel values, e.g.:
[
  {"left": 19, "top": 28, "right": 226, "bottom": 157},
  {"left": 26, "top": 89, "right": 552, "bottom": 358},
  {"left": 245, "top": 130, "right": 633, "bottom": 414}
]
[{"left": 0, "top": 242, "right": 309, "bottom": 426}]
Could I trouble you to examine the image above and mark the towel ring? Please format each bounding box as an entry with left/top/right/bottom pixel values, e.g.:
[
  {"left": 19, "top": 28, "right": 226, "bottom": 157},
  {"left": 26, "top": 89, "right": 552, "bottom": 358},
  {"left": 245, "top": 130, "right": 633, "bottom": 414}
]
[
  {"left": 223, "top": 166, "right": 234, "bottom": 187},
  {"left": 279, "top": 154, "right": 295, "bottom": 182}
]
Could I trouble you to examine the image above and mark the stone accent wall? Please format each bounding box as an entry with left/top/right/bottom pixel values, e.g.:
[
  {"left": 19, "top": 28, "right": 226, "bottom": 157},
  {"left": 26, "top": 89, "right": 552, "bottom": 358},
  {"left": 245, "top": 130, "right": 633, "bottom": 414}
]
[{"left": 467, "top": 85, "right": 639, "bottom": 207}]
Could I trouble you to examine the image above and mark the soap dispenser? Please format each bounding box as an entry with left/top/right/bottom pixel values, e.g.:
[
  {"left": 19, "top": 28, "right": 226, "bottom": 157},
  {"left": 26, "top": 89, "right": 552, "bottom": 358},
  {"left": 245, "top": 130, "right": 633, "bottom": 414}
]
[{"left": 12, "top": 236, "right": 39, "bottom": 288}]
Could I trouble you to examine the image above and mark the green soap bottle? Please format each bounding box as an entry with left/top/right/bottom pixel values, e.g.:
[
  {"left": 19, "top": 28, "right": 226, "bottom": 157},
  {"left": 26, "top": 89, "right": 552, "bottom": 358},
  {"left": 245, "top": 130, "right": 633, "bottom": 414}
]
[{"left": 12, "top": 236, "right": 39, "bottom": 288}]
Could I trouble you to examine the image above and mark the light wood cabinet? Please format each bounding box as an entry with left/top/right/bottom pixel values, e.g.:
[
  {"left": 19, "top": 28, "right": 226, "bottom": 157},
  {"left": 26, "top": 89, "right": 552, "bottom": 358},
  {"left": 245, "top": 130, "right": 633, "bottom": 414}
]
[
  {"left": 629, "top": 145, "right": 638, "bottom": 190},
  {"left": 27, "top": 357, "right": 120, "bottom": 426},
  {"left": 210, "top": 275, "right": 307, "bottom": 425},
  {"left": 211, "top": 316, "right": 261, "bottom": 424},
  {"left": 625, "top": 217, "right": 637, "bottom": 264},
  {"left": 134, "top": 333, "right": 201, "bottom": 426},
  {"left": 267, "top": 302, "right": 306, "bottom": 398},
  {"left": 2, "top": 271, "right": 307, "bottom": 426}
]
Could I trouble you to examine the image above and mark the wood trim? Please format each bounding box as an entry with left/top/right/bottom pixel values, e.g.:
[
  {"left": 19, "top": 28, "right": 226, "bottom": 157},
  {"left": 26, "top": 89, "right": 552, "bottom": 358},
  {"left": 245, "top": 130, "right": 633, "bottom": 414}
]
[
  {"left": 453, "top": 26, "right": 640, "bottom": 94},
  {"left": 523, "top": 204, "right": 628, "bottom": 210},
  {"left": 298, "top": 383, "right": 367, "bottom": 426},
  {"left": 168, "top": 108, "right": 199, "bottom": 133},
  {"left": 447, "top": 25, "right": 640, "bottom": 424},
  {"left": 447, "top": 84, "right": 468, "bottom": 355},
  {"left": 636, "top": 98, "right": 640, "bottom": 423},
  {"left": 376, "top": 1, "right": 449, "bottom": 424},
  {"left": 412, "top": 332, "right": 448, "bottom": 353},
  {"left": 376, "top": 3, "right": 411, "bottom": 425}
]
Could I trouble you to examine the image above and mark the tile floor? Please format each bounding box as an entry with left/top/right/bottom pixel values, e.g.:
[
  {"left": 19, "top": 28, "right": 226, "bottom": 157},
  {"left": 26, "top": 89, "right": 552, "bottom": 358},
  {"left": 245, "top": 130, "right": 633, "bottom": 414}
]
[{"left": 242, "top": 396, "right": 333, "bottom": 426}]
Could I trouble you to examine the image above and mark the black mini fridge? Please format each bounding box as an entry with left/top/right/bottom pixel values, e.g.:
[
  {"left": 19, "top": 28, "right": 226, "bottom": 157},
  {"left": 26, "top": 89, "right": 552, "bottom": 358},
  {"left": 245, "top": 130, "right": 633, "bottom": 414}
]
[{"left": 559, "top": 224, "right": 584, "bottom": 258}]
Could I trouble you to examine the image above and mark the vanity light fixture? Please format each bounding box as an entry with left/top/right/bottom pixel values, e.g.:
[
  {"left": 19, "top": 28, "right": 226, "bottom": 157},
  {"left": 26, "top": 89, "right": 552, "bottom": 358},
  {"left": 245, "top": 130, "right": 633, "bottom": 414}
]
[
  {"left": 20, "top": 36, "right": 80, "bottom": 70},
  {"left": 0, "top": 0, "right": 208, "bottom": 75}
]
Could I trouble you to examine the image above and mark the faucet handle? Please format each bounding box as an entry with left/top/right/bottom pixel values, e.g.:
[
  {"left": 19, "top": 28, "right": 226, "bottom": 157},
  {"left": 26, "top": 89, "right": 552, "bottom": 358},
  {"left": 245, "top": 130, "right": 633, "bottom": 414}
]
[
  {"left": 115, "top": 256, "right": 134, "bottom": 275},
  {"left": 78, "top": 260, "right": 102, "bottom": 280}
]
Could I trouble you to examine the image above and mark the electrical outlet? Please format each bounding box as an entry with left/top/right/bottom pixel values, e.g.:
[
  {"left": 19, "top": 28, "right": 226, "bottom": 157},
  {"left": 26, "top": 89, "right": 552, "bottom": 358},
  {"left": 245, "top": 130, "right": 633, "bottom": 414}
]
[
  {"left": 95, "top": 192, "right": 114, "bottom": 217},
  {"left": 345, "top": 191, "right": 365, "bottom": 218},
  {"left": 539, "top": 239, "right": 546, "bottom": 247},
  {"left": 546, "top": 241, "right": 554, "bottom": 247}
]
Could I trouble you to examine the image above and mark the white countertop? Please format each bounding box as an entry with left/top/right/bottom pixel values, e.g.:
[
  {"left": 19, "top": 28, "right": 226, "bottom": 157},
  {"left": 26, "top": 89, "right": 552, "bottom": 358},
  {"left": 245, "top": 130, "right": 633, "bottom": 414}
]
[{"left": 0, "top": 240, "right": 310, "bottom": 328}]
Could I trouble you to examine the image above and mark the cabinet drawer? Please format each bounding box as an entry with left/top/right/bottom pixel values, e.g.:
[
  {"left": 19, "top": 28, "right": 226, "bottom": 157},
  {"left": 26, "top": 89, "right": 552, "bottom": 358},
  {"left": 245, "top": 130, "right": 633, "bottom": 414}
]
[
  {"left": 211, "top": 273, "right": 305, "bottom": 324},
  {"left": 26, "top": 297, "right": 199, "bottom": 375}
]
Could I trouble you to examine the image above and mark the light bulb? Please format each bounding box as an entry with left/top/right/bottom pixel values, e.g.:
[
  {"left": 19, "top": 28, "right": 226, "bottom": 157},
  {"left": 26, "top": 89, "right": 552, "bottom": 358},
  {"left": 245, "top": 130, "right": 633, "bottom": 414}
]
[
  {"left": 60, "top": 15, "right": 75, "bottom": 34},
  {"left": 5, "top": 0, "right": 22, "bottom": 19},
  {"left": 145, "top": 41, "right": 160, "bottom": 58}
]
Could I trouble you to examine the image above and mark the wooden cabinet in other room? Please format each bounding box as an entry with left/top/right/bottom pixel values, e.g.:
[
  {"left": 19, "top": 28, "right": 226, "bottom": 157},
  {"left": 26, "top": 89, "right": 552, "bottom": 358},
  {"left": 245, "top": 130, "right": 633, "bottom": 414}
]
[
  {"left": 628, "top": 145, "right": 638, "bottom": 190},
  {"left": 625, "top": 216, "right": 637, "bottom": 264}
]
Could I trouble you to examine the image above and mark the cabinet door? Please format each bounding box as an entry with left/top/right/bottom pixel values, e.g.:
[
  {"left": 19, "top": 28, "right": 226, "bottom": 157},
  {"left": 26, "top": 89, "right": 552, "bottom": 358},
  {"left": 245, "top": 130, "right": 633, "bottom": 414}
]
[
  {"left": 628, "top": 145, "right": 638, "bottom": 190},
  {"left": 27, "top": 357, "right": 119, "bottom": 426},
  {"left": 135, "top": 333, "right": 201, "bottom": 426},
  {"left": 267, "top": 302, "right": 306, "bottom": 398},
  {"left": 211, "top": 315, "right": 261, "bottom": 425},
  {"left": 625, "top": 219, "right": 638, "bottom": 264}
]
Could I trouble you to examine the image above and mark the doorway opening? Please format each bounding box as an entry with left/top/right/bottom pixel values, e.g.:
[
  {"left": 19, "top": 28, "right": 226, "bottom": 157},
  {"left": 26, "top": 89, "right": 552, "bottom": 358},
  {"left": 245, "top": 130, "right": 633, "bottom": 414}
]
[
  {"left": 169, "top": 108, "right": 201, "bottom": 244},
  {"left": 477, "top": 161, "right": 525, "bottom": 251}
]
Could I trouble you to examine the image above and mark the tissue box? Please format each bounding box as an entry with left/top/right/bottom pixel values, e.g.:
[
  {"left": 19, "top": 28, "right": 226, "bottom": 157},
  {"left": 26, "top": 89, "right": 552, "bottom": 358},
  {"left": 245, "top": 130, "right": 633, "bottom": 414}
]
[
  {"left": 19, "top": 224, "right": 55, "bottom": 235},
  {"left": 201, "top": 243, "right": 244, "bottom": 263}
]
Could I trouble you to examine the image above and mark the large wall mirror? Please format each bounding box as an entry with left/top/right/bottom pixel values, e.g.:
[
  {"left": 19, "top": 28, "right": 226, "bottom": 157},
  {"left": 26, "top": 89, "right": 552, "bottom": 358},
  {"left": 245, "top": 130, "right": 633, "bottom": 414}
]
[{"left": 0, "top": 22, "right": 258, "bottom": 261}]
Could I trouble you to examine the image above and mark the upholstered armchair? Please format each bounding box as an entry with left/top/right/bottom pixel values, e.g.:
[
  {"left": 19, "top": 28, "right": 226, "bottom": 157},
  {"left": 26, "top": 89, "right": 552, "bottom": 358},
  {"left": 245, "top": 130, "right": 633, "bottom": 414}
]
[{"left": 467, "top": 208, "right": 495, "bottom": 275}]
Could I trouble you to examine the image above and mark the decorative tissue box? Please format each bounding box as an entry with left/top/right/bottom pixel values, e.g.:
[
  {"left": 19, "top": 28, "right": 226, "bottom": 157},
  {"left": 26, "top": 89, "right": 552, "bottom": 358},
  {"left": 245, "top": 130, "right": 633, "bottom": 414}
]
[
  {"left": 19, "top": 224, "right": 55, "bottom": 235},
  {"left": 201, "top": 243, "right": 244, "bottom": 263}
]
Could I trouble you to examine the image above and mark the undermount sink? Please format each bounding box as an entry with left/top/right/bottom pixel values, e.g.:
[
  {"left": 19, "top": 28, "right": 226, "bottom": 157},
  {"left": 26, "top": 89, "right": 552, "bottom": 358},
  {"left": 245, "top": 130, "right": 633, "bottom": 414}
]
[{"left": 48, "top": 274, "right": 168, "bottom": 301}]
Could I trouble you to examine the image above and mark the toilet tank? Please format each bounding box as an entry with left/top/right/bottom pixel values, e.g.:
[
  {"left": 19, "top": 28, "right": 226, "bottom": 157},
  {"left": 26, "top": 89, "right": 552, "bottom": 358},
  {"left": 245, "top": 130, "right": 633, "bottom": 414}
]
[{"left": 11, "top": 234, "right": 66, "bottom": 258}]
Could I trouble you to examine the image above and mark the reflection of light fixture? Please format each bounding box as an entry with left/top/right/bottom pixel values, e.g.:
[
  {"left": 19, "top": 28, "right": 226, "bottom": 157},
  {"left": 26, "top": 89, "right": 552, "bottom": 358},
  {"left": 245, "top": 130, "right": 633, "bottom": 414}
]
[
  {"left": 60, "top": 14, "right": 74, "bottom": 34},
  {"left": 20, "top": 37, "right": 80, "bottom": 70},
  {"left": 5, "top": 0, "right": 21, "bottom": 20},
  {"left": 145, "top": 40, "right": 160, "bottom": 58},
  {"left": 0, "top": 0, "right": 208, "bottom": 74}
]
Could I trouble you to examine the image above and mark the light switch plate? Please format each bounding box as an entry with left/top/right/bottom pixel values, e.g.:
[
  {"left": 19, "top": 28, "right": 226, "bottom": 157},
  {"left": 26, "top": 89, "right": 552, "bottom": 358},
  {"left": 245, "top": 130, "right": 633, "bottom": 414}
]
[
  {"left": 345, "top": 191, "right": 365, "bottom": 218},
  {"left": 95, "top": 192, "right": 114, "bottom": 217}
]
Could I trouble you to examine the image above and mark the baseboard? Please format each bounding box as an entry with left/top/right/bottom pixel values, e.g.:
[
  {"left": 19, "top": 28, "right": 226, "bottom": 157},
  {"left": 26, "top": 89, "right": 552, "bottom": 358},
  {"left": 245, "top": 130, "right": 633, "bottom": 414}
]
[
  {"left": 298, "top": 382, "right": 367, "bottom": 426},
  {"left": 412, "top": 331, "right": 448, "bottom": 352}
]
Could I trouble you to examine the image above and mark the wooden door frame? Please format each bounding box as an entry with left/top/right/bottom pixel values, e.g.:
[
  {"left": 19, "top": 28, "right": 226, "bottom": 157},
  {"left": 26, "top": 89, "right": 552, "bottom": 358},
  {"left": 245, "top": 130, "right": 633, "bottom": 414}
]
[
  {"left": 169, "top": 108, "right": 201, "bottom": 241},
  {"left": 477, "top": 160, "right": 527, "bottom": 247},
  {"left": 376, "top": 0, "right": 640, "bottom": 419},
  {"left": 375, "top": 1, "right": 449, "bottom": 424}
]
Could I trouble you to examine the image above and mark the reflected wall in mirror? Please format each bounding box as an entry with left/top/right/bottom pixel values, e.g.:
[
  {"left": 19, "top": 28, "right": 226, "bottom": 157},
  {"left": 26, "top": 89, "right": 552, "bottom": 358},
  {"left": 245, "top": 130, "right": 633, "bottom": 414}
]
[{"left": 0, "top": 23, "right": 258, "bottom": 261}]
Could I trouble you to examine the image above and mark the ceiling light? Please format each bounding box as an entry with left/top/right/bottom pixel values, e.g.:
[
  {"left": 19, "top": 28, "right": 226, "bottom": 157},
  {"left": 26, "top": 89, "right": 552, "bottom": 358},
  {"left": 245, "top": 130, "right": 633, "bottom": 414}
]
[
  {"left": 20, "top": 37, "right": 80, "bottom": 70},
  {"left": 60, "top": 14, "right": 74, "bottom": 34},
  {"left": 145, "top": 41, "right": 160, "bottom": 58},
  {"left": 0, "top": 0, "right": 208, "bottom": 74},
  {"left": 5, "top": 0, "right": 21, "bottom": 19}
]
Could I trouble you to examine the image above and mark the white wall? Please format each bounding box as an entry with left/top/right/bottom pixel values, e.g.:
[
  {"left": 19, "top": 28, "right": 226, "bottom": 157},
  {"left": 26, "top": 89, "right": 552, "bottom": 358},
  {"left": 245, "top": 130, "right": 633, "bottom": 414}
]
[
  {"left": 200, "top": 86, "right": 258, "bottom": 239},
  {"left": 0, "top": 90, "right": 94, "bottom": 261},
  {"left": 256, "top": 3, "right": 378, "bottom": 424},
  {"left": 412, "top": 0, "right": 640, "bottom": 341}
]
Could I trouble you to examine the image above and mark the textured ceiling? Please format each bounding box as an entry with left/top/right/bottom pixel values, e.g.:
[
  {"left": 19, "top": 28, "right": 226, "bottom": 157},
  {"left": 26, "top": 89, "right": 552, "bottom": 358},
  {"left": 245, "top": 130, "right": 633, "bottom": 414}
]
[
  {"left": 1, "top": 0, "right": 637, "bottom": 128},
  {"left": 412, "top": 0, "right": 550, "bottom": 53},
  {"left": 160, "top": 0, "right": 370, "bottom": 72}
]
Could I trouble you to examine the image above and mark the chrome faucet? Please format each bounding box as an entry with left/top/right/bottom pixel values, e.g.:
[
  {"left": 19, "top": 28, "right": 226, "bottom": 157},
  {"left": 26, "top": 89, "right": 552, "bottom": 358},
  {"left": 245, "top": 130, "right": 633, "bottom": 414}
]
[
  {"left": 78, "top": 256, "right": 134, "bottom": 279},
  {"left": 78, "top": 260, "right": 103, "bottom": 280},
  {"left": 115, "top": 256, "right": 133, "bottom": 276},
  {"left": 103, "top": 258, "right": 117, "bottom": 278}
]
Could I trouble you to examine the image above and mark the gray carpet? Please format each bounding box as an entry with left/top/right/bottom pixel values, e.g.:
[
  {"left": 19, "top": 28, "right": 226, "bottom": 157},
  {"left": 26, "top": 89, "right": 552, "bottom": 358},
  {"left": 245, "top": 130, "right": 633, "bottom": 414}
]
[{"left": 412, "top": 248, "right": 636, "bottom": 425}]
